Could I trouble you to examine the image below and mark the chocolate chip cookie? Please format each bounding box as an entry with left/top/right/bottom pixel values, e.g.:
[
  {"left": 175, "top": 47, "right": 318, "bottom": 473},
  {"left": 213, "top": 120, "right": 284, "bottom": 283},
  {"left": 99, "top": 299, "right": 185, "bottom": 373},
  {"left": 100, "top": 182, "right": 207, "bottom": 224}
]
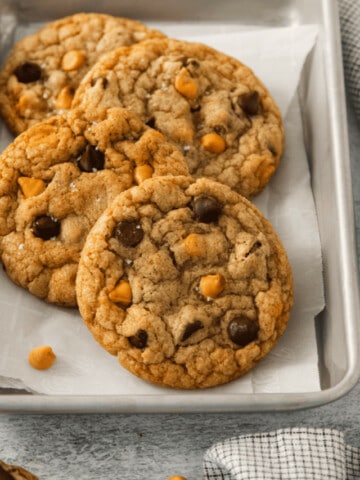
[
  {"left": 0, "top": 13, "right": 164, "bottom": 134},
  {"left": 71, "top": 38, "right": 284, "bottom": 198},
  {"left": 76, "top": 175, "right": 293, "bottom": 389},
  {"left": 0, "top": 107, "right": 189, "bottom": 306},
  {"left": 0, "top": 460, "right": 38, "bottom": 480}
]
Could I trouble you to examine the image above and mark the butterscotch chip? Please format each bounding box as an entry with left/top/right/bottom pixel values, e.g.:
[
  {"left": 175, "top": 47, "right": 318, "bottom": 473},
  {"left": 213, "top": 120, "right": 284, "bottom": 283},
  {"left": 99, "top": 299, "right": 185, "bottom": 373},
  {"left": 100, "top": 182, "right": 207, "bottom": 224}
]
[
  {"left": 174, "top": 68, "right": 198, "bottom": 99},
  {"left": 72, "top": 37, "right": 284, "bottom": 198},
  {"left": 61, "top": 50, "right": 85, "bottom": 71},
  {"left": 199, "top": 273, "right": 225, "bottom": 299},
  {"left": 183, "top": 233, "right": 206, "bottom": 256},
  {"left": 0, "top": 107, "right": 189, "bottom": 306},
  {"left": 55, "top": 85, "right": 75, "bottom": 110},
  {"left": 28, "top": 345, "right": 56, "bottom": 370},
  {"left": 200, "top": 132, "right": 226, "bottom": 153},
  {"left": 76, "top": 176, "right": 293, "bottom": 389},
  {"left": 134, "top": 164, "right": 153, "bottom": 184},
  {"left": 0, "top": 13, "right": 165, "bottom": 134},
  {"left": 17, "top": 177, "right": 46, "bottom": 198},
  {"left": 109, "top": 280, "right": 132, "bottom": 306}
]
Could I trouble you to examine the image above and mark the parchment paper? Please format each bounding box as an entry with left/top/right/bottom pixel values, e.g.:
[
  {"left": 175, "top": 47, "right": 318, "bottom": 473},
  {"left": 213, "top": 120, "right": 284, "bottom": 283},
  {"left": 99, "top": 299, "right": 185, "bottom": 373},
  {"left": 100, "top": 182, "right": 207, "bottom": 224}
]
[{"left": 0, "top": 24, "right": 323, "bottom": 395}]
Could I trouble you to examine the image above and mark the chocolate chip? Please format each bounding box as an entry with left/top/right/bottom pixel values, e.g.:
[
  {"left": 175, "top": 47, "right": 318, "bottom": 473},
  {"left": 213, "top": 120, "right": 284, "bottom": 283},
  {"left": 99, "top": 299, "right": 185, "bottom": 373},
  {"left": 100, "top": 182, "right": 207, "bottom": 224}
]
[
  {"left": 238, "top": 91, "right": 260, "bottom": 116},
  {"left": 146, "top": 117, "right": 156, "bottom": 128},
  {"left": 178, "top": 57, "right": 200, "bottom": 69},
  {"left": 90, "top": 77, "right": 108, "bottom": 89},
  {"left": 193, "top": 195, "right": 222, "bottom": 223},
  {"left": 13, "top": 62, "right": 42, "bottom": 83},
  {"left": 190, "top": 104, "right": 201, "bottom": 113},
  {"left": 245, "top": 240, "right": 262, "bottom": 257},
  {"left": 227, "top": 316, "right": 258, "bottom": 346},
  {"left": 214, "top": 125, "right": 227, "bottom": 135},
  {"left": 181, "top": 320, "right": 203, "bottom": 342},
  {"left": 186, "top": 58, "right": 200, "bottom": 69},
  {"left": 113, "top": 220, "right": 144, "bottom": 247},
  {"left": 128, "top": 329, "right": 148, "bottom": 349},
  {"left": 177, "top": 56, "right": 188, "bottom": 65},
  {"left": 32, "top": 215, "right": 60, "bottom": 240},
  {"left": 78, "top": 145, "right": 105, "bottom": 172},
  {"left": 267, "top": 143, "right": 277, "bottom": 156}
]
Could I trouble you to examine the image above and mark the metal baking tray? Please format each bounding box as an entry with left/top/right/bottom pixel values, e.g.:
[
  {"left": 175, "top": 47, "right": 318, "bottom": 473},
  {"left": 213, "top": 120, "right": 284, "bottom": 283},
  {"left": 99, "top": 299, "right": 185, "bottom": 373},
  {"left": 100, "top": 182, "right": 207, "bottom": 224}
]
[{"left": 0, "top": 0, "right": 359, "bottom": 413}]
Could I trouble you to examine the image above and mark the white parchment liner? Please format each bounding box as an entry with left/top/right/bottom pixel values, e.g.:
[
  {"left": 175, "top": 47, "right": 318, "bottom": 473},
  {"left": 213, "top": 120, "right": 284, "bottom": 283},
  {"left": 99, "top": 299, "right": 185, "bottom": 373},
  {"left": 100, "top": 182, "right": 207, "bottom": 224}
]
[{"left": 0, "top": 24, "right": 323, "bottom": 395}]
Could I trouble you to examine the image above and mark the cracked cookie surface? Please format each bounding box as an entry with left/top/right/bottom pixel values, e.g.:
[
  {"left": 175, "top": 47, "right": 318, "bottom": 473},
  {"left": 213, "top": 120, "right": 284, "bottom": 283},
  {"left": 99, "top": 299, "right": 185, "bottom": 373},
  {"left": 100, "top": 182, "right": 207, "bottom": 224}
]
[
  {"left": 76, "top": 175, "right": 293, "bottom": 389},
  {"left": 0, "top": 13, "right": 164, "bottom": 134},
  {"left": 0, "top": 108, "right": 189, "bottom": 306},
  {"left": 72, "top": 38, "right": 284, "bottom": 198}
]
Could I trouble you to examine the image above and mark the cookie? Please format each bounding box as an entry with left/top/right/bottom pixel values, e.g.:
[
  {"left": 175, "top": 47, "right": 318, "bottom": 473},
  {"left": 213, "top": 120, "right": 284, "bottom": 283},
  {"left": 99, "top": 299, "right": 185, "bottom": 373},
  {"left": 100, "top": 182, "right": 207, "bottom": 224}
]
[
  {"left": 0, "top": 107, "right": 189, "bottom": 306},
  {"left": 0, "top": 13, "right": 164, "bottom": 134},
  {"left": 76, "top": 175, "right": 293, "bottom": 389},
  {"left": 0, "top": 459, "right": 38, "bottom": 480},
  {"left": 71, "top": 37, "right": 284, "bottom": 198}
]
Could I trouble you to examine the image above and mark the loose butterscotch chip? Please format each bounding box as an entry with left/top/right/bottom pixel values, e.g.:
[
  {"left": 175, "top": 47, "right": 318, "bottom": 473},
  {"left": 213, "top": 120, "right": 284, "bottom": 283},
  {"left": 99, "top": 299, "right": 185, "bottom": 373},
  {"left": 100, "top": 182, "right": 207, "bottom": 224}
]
[
  {"left": 17, "top": 177, "right": 45, "bottom": 198},
  {"left": 28, "top": 345, "right": 56, "bottom": 370},
  {"left": 167, "top": 476, "right": 188, "bottom": 480}
]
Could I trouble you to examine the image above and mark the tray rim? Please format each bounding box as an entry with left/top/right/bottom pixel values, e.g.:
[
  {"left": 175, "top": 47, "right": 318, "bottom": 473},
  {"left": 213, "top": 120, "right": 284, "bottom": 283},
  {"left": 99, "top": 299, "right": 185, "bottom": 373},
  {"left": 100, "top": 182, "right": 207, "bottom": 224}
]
[{"left": 1, "top": 366, "right": 360, "bottom": 413}]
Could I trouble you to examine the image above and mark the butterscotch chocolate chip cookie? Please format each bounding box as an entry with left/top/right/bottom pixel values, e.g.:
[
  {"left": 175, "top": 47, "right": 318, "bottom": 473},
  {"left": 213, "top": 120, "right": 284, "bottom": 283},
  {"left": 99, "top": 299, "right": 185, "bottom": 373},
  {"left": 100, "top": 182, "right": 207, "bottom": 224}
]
[
  {"left": 76, "top": 175, "right": 293, "bottom": 389},
  {"left": 0, "top": 459, "right": 38, "bottom": 480},
  {"left": 0, "top": 108, "right": 189, "bottom": 306},
  {"left": 0, "top": 13, "right": 164, "bottom": 134},
  {"left": 71, "top": 38, "right": 284, "bottom": 198}
]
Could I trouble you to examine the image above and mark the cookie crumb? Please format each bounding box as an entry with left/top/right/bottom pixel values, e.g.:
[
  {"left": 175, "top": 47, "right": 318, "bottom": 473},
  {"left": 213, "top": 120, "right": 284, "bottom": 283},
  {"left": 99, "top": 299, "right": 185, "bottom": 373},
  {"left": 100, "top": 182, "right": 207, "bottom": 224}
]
[{"left": 28, "top": 345, "right": 56, "bottom": 370}]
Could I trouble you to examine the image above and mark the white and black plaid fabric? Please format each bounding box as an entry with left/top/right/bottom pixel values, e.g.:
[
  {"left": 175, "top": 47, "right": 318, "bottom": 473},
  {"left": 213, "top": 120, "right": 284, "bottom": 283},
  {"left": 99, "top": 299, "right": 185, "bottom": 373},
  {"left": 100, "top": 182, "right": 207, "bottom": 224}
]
[
  {"left": 339, "top": 0, "right": 360, "bottom": 121},
  {"left": 203, "top": 428, "right": 360, "bottom": 479}
]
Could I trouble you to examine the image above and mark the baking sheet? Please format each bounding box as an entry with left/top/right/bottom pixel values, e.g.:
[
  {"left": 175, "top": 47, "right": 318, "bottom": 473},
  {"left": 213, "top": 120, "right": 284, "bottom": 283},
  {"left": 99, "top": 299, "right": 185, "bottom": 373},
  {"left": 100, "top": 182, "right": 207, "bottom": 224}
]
[
  {"left": 0, "top": 23, "right": 323, "bottom": 395},
  {"left": 0, "top": 2, "right": 358, "bottom": 411}
]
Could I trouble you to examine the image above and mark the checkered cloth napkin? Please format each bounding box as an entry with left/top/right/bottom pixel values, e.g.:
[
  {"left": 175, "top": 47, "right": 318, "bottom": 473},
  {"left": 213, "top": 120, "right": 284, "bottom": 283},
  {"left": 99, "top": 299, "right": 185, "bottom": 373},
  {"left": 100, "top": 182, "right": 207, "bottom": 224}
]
[
  {"left": 203, "top": 428, "right": 360, "bottom": 479},
  {"left": 339, "top": 0, "right": 360, "bottom": 121}
]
